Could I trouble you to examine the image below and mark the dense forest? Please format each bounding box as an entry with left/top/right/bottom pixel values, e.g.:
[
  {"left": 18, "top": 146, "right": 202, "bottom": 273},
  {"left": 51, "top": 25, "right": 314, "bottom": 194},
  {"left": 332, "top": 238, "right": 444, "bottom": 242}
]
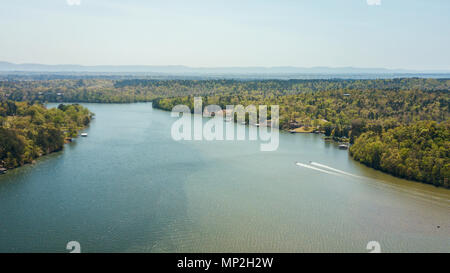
[
  {"left": 0, "top": 78, "right": 449, "bottom": 187},
  {"left": 0, "top": 101, "right": 92, "bottom": 170},
  {"left": 350, "top": 121, "right": 449, "bottom": 187},
  {"left": 1, "top": 78, "right": 449, "bottom": 103},
  {"left": 153, "top": 89, "right": 448, "bottom": 136}
]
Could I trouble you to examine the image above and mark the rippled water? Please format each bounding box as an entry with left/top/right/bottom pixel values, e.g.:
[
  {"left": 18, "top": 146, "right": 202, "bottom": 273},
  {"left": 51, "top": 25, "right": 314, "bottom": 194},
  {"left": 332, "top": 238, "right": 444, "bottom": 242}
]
[{"left": 0, "top": 103, "right": 448, "bottom": 252}]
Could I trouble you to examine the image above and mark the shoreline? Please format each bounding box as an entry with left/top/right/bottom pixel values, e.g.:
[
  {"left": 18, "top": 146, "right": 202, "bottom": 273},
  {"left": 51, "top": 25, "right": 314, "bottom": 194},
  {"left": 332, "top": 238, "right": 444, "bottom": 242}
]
[
  {"left": 151, "top": 103, "right": 448, "bottom": 190},
  {"left": 0, "top": 102, "right": 93, "bottom": 175},
  {"left": 3, "top": 101, "right": 446, "bottom": 190},
  {"left": 0, "top": 130, "right": 88, "bottom": 176}
]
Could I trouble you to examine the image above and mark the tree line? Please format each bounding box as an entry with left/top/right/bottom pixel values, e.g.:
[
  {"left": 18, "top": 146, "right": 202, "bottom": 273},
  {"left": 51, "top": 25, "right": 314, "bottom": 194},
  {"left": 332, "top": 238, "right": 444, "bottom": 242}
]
[
  {"left": 350, "top": 121, "right": 449, "bottom": 187},
  {"left": 0, "top": 101, "right": 93, "bottom": 170},
  {"left": 1, "top": 78, "right": 449, "bottom": 103}
]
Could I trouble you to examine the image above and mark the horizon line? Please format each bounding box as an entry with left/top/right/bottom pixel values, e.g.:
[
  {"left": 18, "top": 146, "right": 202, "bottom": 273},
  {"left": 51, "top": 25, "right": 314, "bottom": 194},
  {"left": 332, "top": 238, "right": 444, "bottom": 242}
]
[{"left": 1, "top": 61, "right": 450, "bottom": 73}]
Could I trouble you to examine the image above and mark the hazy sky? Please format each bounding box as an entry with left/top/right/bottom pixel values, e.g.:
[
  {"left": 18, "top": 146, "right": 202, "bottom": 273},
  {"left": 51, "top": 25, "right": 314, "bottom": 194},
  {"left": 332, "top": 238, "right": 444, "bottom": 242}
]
[{"left": 1, "top": 0, "right": 449, "bottom": 69}]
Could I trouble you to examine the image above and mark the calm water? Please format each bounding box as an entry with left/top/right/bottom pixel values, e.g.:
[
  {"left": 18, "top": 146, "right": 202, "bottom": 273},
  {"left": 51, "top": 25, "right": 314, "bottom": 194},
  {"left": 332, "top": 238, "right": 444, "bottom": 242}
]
[{"left": 0, "top": 103, "right": 449, "bottom": 253}]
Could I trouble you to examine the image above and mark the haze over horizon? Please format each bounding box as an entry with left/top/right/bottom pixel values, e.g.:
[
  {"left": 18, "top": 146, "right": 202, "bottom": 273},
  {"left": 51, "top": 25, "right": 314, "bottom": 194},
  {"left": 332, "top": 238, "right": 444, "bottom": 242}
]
[
  {"left": 2, "top": 60, "right": 450, "bottom": 74},
  {"left": 1, "top": 0, "right": 449, "bottom": 70}
]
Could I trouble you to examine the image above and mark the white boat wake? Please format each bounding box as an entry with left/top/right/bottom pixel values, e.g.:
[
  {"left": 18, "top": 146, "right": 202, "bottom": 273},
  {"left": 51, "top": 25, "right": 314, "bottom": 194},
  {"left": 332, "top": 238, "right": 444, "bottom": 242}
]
[
  {"left": 295, "top": 161, "right": 450, "bottom": 208},
  {"left": 295, "top": 162, "right": 340, "bottom": 176},
  {"left": 310, "top": 162, "right": 363, "bottom": 178}
]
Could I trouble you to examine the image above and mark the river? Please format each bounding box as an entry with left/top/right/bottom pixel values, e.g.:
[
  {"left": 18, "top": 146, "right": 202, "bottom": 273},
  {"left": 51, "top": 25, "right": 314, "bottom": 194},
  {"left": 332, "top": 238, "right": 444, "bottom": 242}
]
[{"left": 0, "top": 103, "right": 448, "bottom": 252}]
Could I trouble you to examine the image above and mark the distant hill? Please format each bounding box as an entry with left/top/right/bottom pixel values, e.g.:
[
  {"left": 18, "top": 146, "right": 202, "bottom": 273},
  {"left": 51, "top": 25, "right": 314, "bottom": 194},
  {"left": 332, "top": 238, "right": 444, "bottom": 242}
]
[{"left": 0, "top": 61, "right": 442, "bottom": 74}]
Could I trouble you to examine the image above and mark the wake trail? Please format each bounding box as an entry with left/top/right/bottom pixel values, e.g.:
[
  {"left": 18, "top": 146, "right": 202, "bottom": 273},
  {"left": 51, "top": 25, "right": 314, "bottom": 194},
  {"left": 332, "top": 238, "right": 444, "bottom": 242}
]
[
  {"left": 295, "top": 162, "right": 341, "bottom": 176},
  {"left": 310, "top": 162, "right": 363, "bottom": 178},
  {"left": 308, "top": 162, "right": 450, "bottom": 207}
]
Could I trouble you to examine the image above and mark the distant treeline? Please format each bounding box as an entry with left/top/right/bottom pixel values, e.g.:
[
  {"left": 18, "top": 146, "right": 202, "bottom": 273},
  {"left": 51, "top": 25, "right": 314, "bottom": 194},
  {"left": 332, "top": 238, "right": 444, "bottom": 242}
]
[
  {"left": 1, "top": 78, "right": 449, "bottom": 103},
  {"left": 115, "top": 78, "right": 450, "bottom": 92},
  {"left": 0, "top": 101, "right": 93, "bottom": 169}
]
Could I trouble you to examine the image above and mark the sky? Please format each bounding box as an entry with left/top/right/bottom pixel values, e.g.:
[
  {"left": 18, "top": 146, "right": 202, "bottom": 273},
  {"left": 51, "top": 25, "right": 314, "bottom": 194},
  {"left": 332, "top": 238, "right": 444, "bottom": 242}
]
[{"left": 0, "top": 0, "right": 449, "bottom": 70}]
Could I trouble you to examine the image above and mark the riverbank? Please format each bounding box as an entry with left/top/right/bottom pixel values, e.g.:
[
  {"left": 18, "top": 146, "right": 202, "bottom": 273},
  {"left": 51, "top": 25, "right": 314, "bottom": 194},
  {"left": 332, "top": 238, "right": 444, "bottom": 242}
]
[
  {"left": 289, "top": 127, "right": 316, "bottom": 133},
  {"left": 0, "top": 129, "right": 89, "bottom": 175},
  {"left": 151, "top": 103, "right": 448, "bottom": 189},
  {"left": 0, "top": 102, "right": 93, "bottom": 173}
]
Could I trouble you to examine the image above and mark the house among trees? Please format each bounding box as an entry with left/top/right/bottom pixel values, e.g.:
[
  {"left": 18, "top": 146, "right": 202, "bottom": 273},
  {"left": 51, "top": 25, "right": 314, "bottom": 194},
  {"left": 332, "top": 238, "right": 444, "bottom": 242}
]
[{"left": 289, "top": 121, "right": 300, "bottom": 129}]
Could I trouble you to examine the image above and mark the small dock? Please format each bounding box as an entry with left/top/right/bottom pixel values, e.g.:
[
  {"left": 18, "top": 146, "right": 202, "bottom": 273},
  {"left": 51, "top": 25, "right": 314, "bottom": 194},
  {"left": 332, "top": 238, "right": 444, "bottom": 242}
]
[{"left": 338, "top": 143, "right": 349, "bottom": 150}]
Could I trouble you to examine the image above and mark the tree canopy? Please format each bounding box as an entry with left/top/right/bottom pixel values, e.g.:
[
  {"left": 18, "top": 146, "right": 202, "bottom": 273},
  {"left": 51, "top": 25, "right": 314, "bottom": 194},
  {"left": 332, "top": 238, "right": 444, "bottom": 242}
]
[{"left": 0, "top": 101, "right": 93, "bottom": 169}]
